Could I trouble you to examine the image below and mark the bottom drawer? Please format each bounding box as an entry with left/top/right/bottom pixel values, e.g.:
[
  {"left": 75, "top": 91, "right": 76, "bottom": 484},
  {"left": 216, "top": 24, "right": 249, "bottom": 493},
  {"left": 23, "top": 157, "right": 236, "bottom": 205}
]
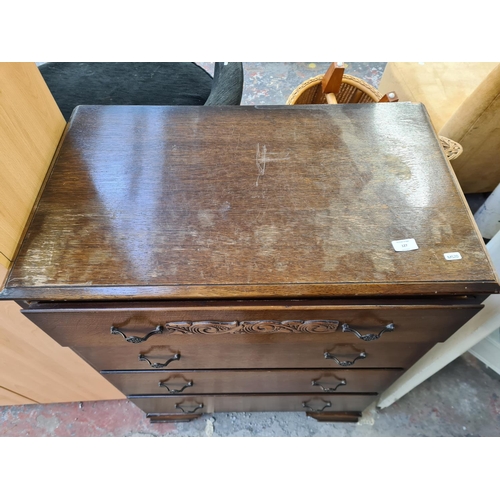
[
  {"left": 128, "top": 393, "right": 377, "bottom": 415},
  {"left": 102, "top": 369, "right": 403, "bottom": 395}
]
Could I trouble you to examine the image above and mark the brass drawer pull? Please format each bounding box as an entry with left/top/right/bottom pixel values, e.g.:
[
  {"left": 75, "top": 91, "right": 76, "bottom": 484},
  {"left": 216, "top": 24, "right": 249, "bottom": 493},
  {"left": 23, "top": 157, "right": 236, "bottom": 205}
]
[
  {"left": 324, "top": 351, "right": 367, "bottom": 366},
  {"left": 159, "top": 380, "right": 193, "bottom": 394},
  {"left": 342, "top": 322, "right": 394, "bottom": 341},
  {"left": 175, "top": 403, "right": 204, "bottom": 414},
  {"left": 312, "top": 378, "right": 346, "bottom": 392},
  {"left": 111, "top": 325, "right": 163, "bottom": 344},
  {"left": 138, "top": 353, "right": 180, "bottom": 368},
  {"left": 302, "top": 401, "right": 332, "bottom": 413}
]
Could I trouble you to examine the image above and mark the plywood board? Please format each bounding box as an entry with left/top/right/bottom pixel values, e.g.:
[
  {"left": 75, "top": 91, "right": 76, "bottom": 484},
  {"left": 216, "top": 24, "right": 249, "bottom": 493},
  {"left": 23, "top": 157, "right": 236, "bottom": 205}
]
[
  {"left": 0, "top": 300, "right": 124, "bottom": 405},
  {"left": 0, "top": 386, "right": 37, "bottom": 406},
  {"left": 0, "top": 62, "right": 66, "bottom": 262}
]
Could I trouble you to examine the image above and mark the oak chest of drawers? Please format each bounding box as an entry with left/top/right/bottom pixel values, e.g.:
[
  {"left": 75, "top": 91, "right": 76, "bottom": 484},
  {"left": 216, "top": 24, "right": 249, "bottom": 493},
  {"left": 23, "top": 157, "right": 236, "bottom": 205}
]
[{"left": 1, "top": 104, "right": 498, "bottom": 423}]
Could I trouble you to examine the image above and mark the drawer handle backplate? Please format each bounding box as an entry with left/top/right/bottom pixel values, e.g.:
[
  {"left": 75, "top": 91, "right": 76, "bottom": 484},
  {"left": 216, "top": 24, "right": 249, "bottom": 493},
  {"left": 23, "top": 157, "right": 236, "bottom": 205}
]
[
  {"left": 159, "top": 380, "right": 193, "bottom": 394},
  {"left": 342, "top": 322, "right": 394, "bottom": 341},
  {"left": 139, "top": 353, "right": 180, "bottom": 368},
  {"left": 111, "top": 325, "right": 163, "bottom": 344},
  {"left": 312, "top": 379, "right": 346, "bottom": 392},
  {"left": 302, "top": 401, "right": 332, "bottom": 413},
  {"left": 175, "top": 403, "right": 204, "bottom": 414},
  {"left": 324, "top": 351, "right": 367, "bottom": 366}
]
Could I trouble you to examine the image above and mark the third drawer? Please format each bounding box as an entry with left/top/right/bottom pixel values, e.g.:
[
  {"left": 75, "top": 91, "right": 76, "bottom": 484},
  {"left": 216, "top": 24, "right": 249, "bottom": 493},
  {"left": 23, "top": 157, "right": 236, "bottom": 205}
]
[{"left": 101, "top": 368, "right": 403, "bottom": 395}]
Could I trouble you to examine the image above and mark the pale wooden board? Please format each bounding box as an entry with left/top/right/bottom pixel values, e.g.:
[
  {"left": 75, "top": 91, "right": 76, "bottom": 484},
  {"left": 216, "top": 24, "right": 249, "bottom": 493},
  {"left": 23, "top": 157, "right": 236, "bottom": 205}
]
[
  {"left": 0, "top": 299, "right": 124, "bottom": 404},
  {"left": 378, "top": 62, "right": 498, "bottom": 132},
  {"left": 0, "top": 386, "right": 37, "bottom": 406},
  {"left": 0, "top": 264, "right": 8, "bottom": 289},
  {"left": 0, "top": 62, "right": 66, "bottom": 261},
  {"left": 0, "top": 253, "right": 10, "bottom": 273}
]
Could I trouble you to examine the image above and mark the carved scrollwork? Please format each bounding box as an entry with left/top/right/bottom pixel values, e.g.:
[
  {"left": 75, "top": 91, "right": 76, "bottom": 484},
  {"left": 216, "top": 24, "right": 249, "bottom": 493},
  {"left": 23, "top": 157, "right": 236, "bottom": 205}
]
[{"left": 161, "top": 319, "right": 339, "bottom": 335}]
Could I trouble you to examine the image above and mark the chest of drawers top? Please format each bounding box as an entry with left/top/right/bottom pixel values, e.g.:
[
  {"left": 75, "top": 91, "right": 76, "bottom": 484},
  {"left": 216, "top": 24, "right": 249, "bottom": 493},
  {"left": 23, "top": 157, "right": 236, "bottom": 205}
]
[{"left": 1, "top": 103, "right": 497, "bottom": 301}]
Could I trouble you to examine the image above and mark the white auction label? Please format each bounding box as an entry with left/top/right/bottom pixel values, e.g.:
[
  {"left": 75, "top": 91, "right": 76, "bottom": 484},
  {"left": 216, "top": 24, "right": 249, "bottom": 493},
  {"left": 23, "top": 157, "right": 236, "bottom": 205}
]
[
  {"left": 444, "top": 252, "right": 462, "bottom": 260},
  {"left": 391, "top": 238, "right": 419, "bottom": 252}
]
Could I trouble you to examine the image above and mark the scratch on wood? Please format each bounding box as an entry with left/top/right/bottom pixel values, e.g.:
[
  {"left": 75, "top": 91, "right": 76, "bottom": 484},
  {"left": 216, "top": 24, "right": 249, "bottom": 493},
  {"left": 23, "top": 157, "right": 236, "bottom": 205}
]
[
  {"left": 256, "top": 143, "right": 266, "bottom": 186},
  {"left": 255, "top": 143, "right": 290, "bottom": 186}
]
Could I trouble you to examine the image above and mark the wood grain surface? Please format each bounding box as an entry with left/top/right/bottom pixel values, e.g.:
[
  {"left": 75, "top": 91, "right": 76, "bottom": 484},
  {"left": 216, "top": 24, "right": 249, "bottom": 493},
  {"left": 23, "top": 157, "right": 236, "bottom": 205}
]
[
  {"left": 101, "top": 368, "right": 403, "bottom": 395},
  {"left": 128, "top": 393, "right": 378, "bottom": 414},
  {"left": 73, "top": 340, "right": 436, "bottom": 371},
  {"left": 0, "top": 386, "right": 37, "bottom": 406},
  {"left": 3, "top": 104, "right": 497, "bottom": 300},
  {"left": 23, "top": 303, "right": 481, "bottom": 347}
]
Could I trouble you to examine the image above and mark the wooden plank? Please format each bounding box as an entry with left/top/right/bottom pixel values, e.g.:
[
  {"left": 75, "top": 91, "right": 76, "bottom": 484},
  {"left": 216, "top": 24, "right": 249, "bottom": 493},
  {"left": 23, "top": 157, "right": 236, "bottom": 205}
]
[
  {"left": 0, "top": 265, "right": 7, "bottom": 289},
  {"left": 0, "top": 254, "right": 10, "bottom": 273},
  {"left": 3, "top": 104, "right": 497, "bottom": 300},
  {"left": 0, "top": 63, "right": 66, "bottom": 262},
  {"left": 0, "top": 300, "right": 125, "bottom": 403},
  {"left": 2, "top": 281, "right": 498, "bottom": 301},
  {"left": 0, "top": 386, "right": 37, "bottom": 406}
]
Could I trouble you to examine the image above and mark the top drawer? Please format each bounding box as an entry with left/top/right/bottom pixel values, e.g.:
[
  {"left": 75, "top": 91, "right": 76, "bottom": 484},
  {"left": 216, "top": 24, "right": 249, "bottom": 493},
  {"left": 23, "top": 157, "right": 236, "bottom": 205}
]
[{"left": 23, "top": 301, "right": 481, "bottom": 348}]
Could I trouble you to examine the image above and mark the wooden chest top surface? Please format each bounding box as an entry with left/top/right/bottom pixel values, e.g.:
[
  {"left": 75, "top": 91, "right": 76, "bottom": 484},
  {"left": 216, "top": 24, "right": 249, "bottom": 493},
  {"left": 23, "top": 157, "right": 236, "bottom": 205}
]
[{"left": 2, "top": 104, "right": 497, "bottom": 300}]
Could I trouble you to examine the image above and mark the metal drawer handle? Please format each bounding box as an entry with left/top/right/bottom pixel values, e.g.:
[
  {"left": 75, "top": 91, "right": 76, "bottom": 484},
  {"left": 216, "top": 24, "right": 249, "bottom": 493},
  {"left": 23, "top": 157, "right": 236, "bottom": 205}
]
[
  {"left": 324, "top": 351, "right": 367, "bottom": 366},
  {"left": 312, "top": 379, "right": 346, "bottom": 392},
  {"left": 138, "top": 353, "right": 180, "bottom": 368},
  {"left": 302, "top": 401, "right": 332, "bottom": 413},
  {"left": 159, "top": 380, "right": 193, "bottom": 394},
  {"left": 342, "top": 322, "right": 394, "bottom": 341},
  {"left": 111, "top": 325, "right": 163, "bottom": 344},
  {"left": 175, "top": 403, "right": 204, "bottom": 414}
]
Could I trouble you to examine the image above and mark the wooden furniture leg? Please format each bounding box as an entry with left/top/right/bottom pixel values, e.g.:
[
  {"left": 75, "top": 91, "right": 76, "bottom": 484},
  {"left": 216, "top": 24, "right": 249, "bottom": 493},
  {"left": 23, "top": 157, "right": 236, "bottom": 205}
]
[{"left": 321, "top": 62, "right": 344, "bottom": 104}]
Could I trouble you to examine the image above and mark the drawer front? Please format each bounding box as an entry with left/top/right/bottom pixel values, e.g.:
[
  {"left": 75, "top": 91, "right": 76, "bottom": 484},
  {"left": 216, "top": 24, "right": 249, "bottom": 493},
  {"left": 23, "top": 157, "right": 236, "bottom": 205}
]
[
  {"left": 24, "top": 303, "right": 481, "bottom": 347},
  {"left": 128, "top": 394, "right": 378, "bottom": 415},
  {"left": 74, "top": 341, "right": 433, "bottom": 370},
  {"left": 102, "top": 368, "right": 403, "bottom": 395}
]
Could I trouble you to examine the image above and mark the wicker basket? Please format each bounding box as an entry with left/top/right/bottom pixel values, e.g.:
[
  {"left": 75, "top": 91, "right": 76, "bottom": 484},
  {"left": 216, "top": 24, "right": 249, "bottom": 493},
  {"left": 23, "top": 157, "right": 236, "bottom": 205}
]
[
  {"left": 286, "top": 74, "right": 383, "bottom": 105},
  {"left": 286, "top": 73, "right": 463, "bottom": 161}
]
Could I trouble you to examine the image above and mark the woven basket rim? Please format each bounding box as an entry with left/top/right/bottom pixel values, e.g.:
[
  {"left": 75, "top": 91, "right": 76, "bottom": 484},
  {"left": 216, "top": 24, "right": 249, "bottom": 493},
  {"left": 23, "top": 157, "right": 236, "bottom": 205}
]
[{"left": 286, "top": 74, "right": 383, "bottom": 105}]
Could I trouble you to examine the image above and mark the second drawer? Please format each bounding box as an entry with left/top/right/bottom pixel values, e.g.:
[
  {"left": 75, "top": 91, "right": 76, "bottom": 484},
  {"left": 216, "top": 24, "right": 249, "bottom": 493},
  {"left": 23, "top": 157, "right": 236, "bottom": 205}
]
[
  {"left": 74, "top": 340, "right": 433, "bottom": 370},
  {"left": 101, "top": 368, "right": 403, "bottom": 395}
]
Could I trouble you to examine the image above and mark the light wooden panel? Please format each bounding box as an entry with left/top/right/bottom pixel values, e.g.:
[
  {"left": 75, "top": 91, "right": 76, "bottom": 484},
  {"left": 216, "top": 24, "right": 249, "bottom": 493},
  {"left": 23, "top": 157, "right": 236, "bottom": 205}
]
[
  {"left": 0, "top": 253, "right": 10, "bottom": 271},
  {"left": 0, "top": 264, "right": 8, "bottom": 288},
  {"left": 0, "top": 386, "right": 37, "bottom": 405},
  {"left": 378, "top": 62, "right": 498, "bottom": 132},
  {"left": 0, "top": 298, "right": 125, "bottom": 405},
  {"left": 0, "top": 62, "right": 66, "bottom": 263}
]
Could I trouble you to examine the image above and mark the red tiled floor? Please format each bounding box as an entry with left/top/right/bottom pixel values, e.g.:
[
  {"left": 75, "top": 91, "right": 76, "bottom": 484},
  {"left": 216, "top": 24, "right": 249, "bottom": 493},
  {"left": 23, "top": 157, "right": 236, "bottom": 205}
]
[{"left": 0, "top": 399, "right": 180, "bottom": 437}]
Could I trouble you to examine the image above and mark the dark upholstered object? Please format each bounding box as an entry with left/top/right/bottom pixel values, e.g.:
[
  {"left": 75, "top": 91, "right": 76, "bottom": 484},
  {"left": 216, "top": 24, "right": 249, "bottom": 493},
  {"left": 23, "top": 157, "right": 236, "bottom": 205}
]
[
  {"left": 38, "top": 62, "right": 243, "bottom": 121},
  {"left": 205, "top": 62, "right": 244, "bottom": 105}
]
